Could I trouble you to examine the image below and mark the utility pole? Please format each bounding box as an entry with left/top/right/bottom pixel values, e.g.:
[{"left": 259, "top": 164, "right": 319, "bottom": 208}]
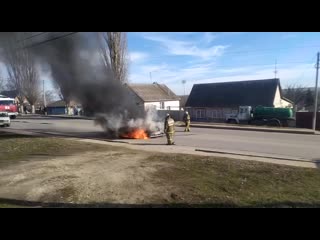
[
  {"left": 274, "top": 59, "right": 278, "bottom": 79},
  {"left": 312, "top": 52, "right": 320, "bottom": 131},
  {"left": 182, "top": 80, "right": 187, "bottom": 95},
  {"left": 43, "top": 80, "right": 46, "bottom": 108},
  {"left": 149, "top": 72, "right": 152, "bottom": 83}
]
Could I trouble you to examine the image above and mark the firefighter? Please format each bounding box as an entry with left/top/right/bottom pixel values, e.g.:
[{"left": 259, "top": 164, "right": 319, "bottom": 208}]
[
  {"left": 164, "top": 113, "right": 175, "bottom": 145},
  {"left": 183, "top": 111, "right": 191, "bottom": 132}
]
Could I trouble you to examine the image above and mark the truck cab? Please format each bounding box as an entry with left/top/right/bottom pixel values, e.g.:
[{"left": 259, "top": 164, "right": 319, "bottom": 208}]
[
  {"left": 0, "top": 97, "right": 18, "bottom": 119},
  {"left": 226, "top": 106, "right": 252, "bottom": 124}
]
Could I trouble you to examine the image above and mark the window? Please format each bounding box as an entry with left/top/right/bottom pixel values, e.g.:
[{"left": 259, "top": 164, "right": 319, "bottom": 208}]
[
  {"left": 212, "top": 110, "right": 218, "bottom": 119},
  {"left": 0, "top": 100, "right": 14, "bottom": 106},
  {"left": 160, "top": 102, "right": 165, "bottom": 110},
  {"left": 196, "top": 109, "right": 205, "bottom": 119}
]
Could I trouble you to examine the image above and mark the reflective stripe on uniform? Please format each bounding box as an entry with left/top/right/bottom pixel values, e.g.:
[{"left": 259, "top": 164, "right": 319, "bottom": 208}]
[{"left": 167, "top": 118, "right": 174, "bottom": 126}]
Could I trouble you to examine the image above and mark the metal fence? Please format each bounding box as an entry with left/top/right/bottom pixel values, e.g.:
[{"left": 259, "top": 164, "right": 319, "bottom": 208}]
[{"left": 296, "top": 112, "right": 320, "bottom": 130}]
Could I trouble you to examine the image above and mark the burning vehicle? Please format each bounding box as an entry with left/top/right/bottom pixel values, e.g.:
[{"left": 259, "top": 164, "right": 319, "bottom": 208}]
[{"left": 94, "top": 111, "right": 165, "bottom": 139}]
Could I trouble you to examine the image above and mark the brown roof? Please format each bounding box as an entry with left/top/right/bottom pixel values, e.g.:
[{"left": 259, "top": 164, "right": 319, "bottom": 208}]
[{"left": 127, "top": 83, "right": 180, "bottom": 102}]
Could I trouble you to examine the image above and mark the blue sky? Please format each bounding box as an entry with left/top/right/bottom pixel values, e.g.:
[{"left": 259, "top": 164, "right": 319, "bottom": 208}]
[
  {"left": 128, "top": 32, "right": 320, "bottom": 95},
  {"left": 1, "top": 32, "right": 320, "bottom": 96}
]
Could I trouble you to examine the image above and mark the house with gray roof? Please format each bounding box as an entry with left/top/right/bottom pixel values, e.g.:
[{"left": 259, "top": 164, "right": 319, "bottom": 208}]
[
  {"left": 125, "top": 82, "right": 180, "bottom": 111},
  {"left": 186, "top": 78, "right": 293, "bottom": 121}
]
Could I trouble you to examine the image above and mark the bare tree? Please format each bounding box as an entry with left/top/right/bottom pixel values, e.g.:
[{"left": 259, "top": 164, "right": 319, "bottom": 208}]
[
  {"left": 38, "top": 90, "right": 57, "bottom": 106},
  {"left": 305, "top": 88, "right": 314, "bottom": 107},
  {"left": 3, "top": 42, "right": 25, "bottom": 113},
  {"left": 1, "top": 33, "right": 40, "bottom": 113},
  {"left": 100, "top": 32, "right": 128, "bottom": 84},
  {"left": 53, "top": 81, "right": 65, "bottom": 101},
  {"left": 0, "top": 70, "right": 4, "bottom": 92},
  {"left": 283, "top": 84, "right": 306, "bottom": 110},
  {"left": 22, "top": 57, "right": 40, "bottom": 114}
]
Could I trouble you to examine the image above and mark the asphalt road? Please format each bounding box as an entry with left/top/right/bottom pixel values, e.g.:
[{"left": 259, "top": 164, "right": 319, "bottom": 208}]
[{"left": 5, "top": 116, "right": 320, "bottom": 161}]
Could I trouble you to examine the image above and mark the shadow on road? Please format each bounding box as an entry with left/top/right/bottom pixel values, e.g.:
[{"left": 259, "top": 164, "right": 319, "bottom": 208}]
[
  {"left": 14, "top": 116, "right": 87, "bottom": 121},
  {"left": 312, "top": 159, "right": 320, "bottom": 169},
  {"left": 0, "top": 133, "right": 37, "bottom": 139},
  {"left": 1, "top": 198, "right": 320, "bottom": 208},
  {"left": 131, "top": 143, "right": 166, "bottom": 146}
]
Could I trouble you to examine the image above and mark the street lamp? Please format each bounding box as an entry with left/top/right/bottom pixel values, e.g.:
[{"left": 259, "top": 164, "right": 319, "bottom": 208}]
[{"left": 182, "top": 80, "right": 187, "bottom": 95}]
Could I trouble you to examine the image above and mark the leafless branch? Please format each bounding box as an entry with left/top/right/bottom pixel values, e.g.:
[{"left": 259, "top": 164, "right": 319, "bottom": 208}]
[
  {"left": 2, "top": 33, "right": 40, "bottom": 113},
  {"left": 99, "top": 32, "right": 128, "bottom": 84}
]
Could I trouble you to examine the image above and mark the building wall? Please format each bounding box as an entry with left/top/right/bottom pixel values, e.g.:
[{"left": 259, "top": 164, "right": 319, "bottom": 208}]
[
  {"left": 125, "top": 86, "right": 180, "bottom": 111},
  {"left": 187, "top": 107, "right": 238, "bottom": 122},
  {"left": 144, "top": 101, "right": 180, "bottom": 111},
  {"left": 156, "top": 110, "right": 184, "bottom": 121},
  {"left": 274, "top": 86, "right": 293, "bottom": 108},
  {"left": 47, "top": 107, "right": 66, "bottom": 115}
]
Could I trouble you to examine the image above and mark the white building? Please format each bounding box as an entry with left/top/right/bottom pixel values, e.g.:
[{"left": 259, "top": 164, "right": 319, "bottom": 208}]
[{"left": 125, "top": 83, "right": 180, "bottom": 111}]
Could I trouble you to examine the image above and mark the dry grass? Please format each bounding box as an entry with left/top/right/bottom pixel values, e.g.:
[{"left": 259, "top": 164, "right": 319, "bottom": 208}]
[
  {"left": 0, "top": 132, "right": 132, "bottom": 168},
  {"left": 148, "top": 154, "right": 320, "bottom": 207}
]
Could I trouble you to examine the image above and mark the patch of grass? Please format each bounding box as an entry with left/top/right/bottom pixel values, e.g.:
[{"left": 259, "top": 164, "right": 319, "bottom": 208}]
[
  {"left": 0, "top": 132, "right": 131, "bottom": 167},
  {"left": 148, "top": 154, "right": 320, "bottom": 208},
  {"left": 0, "top": 203, "right": 26, "bottom": 208}
]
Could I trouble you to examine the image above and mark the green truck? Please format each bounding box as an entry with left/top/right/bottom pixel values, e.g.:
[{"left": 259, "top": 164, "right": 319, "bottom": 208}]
[{"left": 226, "top": 106, "right": 295, "bottom": 127}]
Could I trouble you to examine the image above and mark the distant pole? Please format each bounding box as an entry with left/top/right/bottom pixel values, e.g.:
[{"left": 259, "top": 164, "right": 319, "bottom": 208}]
[
  {"left": 312, "top": 52, "right": 320, "bottom": 131},
  {"left": 149, "top": 72, "right": 152, "bottom": 83},
  {"left": 274, "top": 59, "right": 278, "bottom": 79},
  {"left": 43, "top": 80, "right": 46, "bottom": 107},
  {"left": 182, "top": 80, "right": 187, "bottom": 95}
]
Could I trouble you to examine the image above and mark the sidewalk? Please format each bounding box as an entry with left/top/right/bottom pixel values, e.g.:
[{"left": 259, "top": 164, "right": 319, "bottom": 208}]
[
  {"left": 42, "top": 114, "right": 92, "bottom": 120},
  {"left": 178, "top": 121, "right": 319, "bottom": 135}
]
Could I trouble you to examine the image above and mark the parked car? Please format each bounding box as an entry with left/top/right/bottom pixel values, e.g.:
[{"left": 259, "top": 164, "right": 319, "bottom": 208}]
[{"left": 0, "top": 112, "right": 11, "bottom": 127}]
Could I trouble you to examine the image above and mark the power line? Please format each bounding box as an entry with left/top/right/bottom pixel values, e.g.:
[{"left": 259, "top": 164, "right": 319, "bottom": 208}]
[
  {"left": 201, "top": 60, "right": 314, "bottom": 70},
  {"left": 223, "top": 45, "right": 320, "bottom": 55},
  {"left": 24, "top": 32, "right": 79, "bottom": 49},
  {"left": 160, "top": 58, "right": 320, "bottom": 86},
  {"left": 129, "top": 44, "right": 320, "bottom": 62},
  {"left": 18, "top": 32, "right": 49, "bottom": 42},
  {"left": 291, "top": 54, "right": 318, "bottom": 87}
]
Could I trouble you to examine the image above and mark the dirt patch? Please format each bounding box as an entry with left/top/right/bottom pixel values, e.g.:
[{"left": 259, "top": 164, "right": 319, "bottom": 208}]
[{"left": 0, "top": 150, "right": 172, "bottom": 205}]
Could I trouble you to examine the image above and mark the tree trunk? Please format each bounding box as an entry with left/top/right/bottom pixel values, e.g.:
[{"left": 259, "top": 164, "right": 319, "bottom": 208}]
[
  {"left": 20, "top": 105, "right": 24, "bottom": 114},
  {"left": 31, "top": 105, "right": 35, "bottom": 114}
]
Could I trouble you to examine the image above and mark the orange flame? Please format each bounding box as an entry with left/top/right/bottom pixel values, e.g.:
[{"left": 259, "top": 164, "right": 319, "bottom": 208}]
[{"left": 121, "top": 129, "right": 149, "bottom": 139}]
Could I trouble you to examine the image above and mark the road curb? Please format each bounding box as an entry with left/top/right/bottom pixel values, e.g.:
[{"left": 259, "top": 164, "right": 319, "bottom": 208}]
[
  {"left": 42, "top": 115, "right": 93, "bottom": 120},
  {"left": 190, "top": 124, "right": 317, "bottom": 135},
  {"left": 195, "top": 149, "right": 312, "bottom": 162}
]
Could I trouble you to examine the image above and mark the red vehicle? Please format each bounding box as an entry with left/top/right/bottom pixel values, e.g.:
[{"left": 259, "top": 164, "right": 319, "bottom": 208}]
[{"left": 0, "top": 96, "right": 18, "bottom": 119}]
